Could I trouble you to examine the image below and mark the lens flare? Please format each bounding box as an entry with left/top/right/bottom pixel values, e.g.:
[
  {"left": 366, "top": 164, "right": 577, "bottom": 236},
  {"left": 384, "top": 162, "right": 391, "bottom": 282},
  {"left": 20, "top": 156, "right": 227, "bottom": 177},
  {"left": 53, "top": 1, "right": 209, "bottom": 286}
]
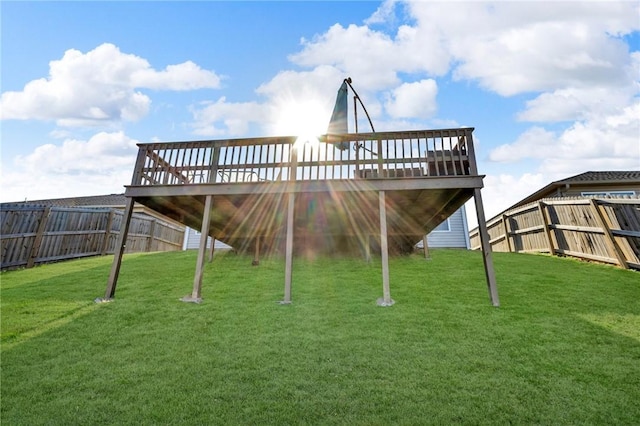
[{"left": 272, "top": 98, "right": 329, "bottom": 138}]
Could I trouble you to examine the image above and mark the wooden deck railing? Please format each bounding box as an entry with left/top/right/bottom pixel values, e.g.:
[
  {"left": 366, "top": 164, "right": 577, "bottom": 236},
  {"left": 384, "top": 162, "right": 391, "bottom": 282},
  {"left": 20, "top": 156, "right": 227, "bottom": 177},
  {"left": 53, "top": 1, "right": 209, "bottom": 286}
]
[
  {"left": 469, "top": 197, "right": 640, "bottom": 270},
  {"left": 132, "top": 128, "right": 476, "bottom": 187}
]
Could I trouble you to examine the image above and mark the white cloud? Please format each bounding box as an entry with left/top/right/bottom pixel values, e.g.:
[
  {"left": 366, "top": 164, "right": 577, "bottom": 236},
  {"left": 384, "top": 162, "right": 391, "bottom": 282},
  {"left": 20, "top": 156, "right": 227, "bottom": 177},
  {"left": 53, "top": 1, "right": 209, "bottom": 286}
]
[
  {"left": 289, "top": 24, "right": 401, "bottom": 90},
  {"left": 288, "top": 2, "right": 638, "bottom": 99},
  {"left": 489, "top": 127, "right": 558, "bottom": 162},
  {"left": 131, "top": 60, "right": 222, "bottom": 91},
  {"left": 187, "top": 1, "right": 638, "bottom": 145},
  {"left": 540, "top": 104, "right": 640, "bottom": 174},
  {"left": 289, "top": 22, "right": 450, "bottom": 91},
  {"left": 385, "top": 79, "right": 437, "bottom": 119},
  {"left": 191, "top": 97, "right": 266, "bottom": 137},
  {"left": 364, "top": 0, "right": 398, "bottom": 25},
  {"left": 190, "top": 66, "right": 352, "bottom": 137},
  {"left": 407, "top": 1, "right": 638, "bottom": 96},
  {"left": 0, "top": 43, "right": 221, "bottom": 127},
  {"left": 15, "top": 131, "right": 138, "bottom": 174},
  {"left": 517, "top": 83, "right": 638, "bottom": 123},
  {"left": 466, "top": 172, "right": 548, "bottom": 229},
  {"left": 1, "top": 131, "right": 139, "bottom": 202},
  {"left": 490, "top": 100, "right": 640, "bottom": 175}
]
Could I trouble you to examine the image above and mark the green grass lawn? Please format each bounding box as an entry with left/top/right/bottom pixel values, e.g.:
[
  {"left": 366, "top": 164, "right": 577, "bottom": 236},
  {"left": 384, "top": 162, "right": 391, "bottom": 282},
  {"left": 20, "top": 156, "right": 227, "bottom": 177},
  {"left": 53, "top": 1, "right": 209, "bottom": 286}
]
[{"left": 2, "top": 250, "right": 639, "bottom": 425}]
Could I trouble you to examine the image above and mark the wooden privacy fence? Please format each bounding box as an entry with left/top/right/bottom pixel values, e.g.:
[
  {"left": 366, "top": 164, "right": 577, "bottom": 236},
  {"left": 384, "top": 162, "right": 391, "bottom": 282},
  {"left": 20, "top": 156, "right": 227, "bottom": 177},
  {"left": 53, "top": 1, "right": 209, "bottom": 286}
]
[
  {"left": 1, "top": 204, "right": 185, "bottom": 270},
  {"left": 469, "top": 197, "right": 640, "bottom": 270}
]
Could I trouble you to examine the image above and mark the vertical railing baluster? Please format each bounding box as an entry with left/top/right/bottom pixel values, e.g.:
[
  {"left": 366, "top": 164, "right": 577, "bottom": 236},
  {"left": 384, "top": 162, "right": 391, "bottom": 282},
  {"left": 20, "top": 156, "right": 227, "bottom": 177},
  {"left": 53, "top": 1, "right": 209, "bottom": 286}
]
[
  {"left": 456, "top": 132, "right": 466, "bottom": 175},
  {"left": 265, "top": 143, "right": 271, "bottom": 180},
  {"left": 447, "top": 130, "right": 456, "bottom": 176},
  {"left": 168, "top": 145, "right": 177, "bottom": 184},
  {"left": 434, "top": 131, "right": 442, "bottom": 176},
  {"left": 199, "top": 147, "right": 207, "bottom": 183},
  {"left": 210, "top": 145, "right": 220, "bottom": 184},
  {"left": 253, "top": 144, "right": 259, "bottom": 181},
  {"left": 185, "top": 144, "right": 194, "bottom": 183},
  {"left": 442, "top": 131, "right": 450, "bottom": 176}
]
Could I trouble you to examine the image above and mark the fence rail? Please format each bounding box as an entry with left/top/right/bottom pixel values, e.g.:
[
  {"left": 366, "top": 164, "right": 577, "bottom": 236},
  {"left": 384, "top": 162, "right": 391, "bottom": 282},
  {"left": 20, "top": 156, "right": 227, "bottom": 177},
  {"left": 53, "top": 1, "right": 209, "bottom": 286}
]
[
  {"left": 1, "top": 204, "right": 184, "bottom": 270},
  {"left": 469, "top": 197, "right": 640, "bottom": 270},
  {"left": 132, "top": 129, "right": 474, "bottom": 187}
]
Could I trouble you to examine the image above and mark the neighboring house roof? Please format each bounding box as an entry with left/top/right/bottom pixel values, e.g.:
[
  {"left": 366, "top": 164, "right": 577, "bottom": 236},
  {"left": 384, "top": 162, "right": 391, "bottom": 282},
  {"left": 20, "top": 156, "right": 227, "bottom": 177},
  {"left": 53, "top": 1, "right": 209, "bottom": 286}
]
[{"left": 511, "top": 171, "right": 640, "bottom": 209}]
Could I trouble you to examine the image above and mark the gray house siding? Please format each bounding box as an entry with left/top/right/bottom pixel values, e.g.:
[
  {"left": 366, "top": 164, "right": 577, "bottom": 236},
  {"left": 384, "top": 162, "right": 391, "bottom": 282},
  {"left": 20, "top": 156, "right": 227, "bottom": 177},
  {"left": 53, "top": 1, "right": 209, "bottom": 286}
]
[
  {"left": 416, "top": 205, "right": 470, "bottom": 249},
  {"left": 182, "top": 228, "right": 233, "bottom": 251}
]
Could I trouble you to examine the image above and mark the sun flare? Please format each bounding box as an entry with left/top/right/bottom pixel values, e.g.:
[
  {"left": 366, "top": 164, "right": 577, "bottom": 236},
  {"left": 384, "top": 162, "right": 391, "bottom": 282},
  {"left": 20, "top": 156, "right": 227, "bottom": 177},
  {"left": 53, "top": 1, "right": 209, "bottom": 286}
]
[{"left": 272, "top": 98, "right": 330, "bottom": 138}]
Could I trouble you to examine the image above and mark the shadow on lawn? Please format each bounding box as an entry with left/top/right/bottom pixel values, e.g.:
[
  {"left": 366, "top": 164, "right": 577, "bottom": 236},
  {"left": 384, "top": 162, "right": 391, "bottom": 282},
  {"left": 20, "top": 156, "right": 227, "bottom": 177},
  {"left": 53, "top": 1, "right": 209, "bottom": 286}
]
[{"left": 0, "top": 261, "right": 111, "bottom": 350}]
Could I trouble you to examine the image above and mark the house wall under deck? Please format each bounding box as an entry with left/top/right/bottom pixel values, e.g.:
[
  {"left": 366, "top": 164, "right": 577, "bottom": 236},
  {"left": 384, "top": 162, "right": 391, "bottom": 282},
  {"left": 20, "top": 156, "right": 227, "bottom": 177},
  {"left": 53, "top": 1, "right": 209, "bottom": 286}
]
[{"left": 415, "top": 205, "right": 470, "bottom": 250}]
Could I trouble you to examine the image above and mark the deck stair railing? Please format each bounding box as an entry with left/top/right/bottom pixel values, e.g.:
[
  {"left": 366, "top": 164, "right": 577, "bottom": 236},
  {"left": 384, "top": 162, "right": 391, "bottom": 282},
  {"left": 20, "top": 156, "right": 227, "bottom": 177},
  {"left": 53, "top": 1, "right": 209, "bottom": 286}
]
[{"left": 133, "top": 128, "right": 475, "bottom": 187}]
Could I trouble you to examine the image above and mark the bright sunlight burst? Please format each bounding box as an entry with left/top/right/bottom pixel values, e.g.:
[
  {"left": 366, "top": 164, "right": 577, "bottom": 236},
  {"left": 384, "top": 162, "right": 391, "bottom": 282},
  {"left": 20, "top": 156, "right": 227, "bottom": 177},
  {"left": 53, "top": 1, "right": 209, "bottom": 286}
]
[{"left": 272, "top": 97, "right": 330, "bottom": 139}]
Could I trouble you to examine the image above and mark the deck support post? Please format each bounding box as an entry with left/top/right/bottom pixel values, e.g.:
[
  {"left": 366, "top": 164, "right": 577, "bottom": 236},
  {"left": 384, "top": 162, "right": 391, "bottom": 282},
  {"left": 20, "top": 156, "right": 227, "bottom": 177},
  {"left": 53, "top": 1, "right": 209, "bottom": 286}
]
[
  {"left": 365, "top": 234, "right": 371, "bottom": 263},
  {"left": 282, "top": 192, "right": 295, "bottom": 304},
  {"left": 182, "top": 195, "right": 213, "bottom": 303},
  {"left": 252, "top": 236, "right": 260, "bottom": 266},
  {"left": 208, "top": 238, "right": 215, "bottom": 263},
  {"left": 377, "top": 191, "right": 394, "bottom": 306},
  {"left": 473, "top": 188, "right": 500, "bottom": 307},
  {"left": 101, "top": 197, "right": 135, "bottom": 301},
  {"left": 422, "top": 234, "right": 431, "bottom": 260}
]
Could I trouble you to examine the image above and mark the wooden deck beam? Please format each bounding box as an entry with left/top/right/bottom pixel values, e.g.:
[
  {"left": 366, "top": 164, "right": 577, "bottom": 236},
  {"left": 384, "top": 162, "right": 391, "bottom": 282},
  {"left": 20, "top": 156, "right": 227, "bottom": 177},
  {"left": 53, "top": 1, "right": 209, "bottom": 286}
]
[{"left": 124, "top": 176, "right": 484, "bottom": 198}]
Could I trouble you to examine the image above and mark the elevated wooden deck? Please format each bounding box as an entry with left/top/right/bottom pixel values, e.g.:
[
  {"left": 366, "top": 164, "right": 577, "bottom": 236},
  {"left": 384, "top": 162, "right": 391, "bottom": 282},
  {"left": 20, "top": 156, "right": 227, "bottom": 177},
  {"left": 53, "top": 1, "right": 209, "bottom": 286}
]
[
  {"left": 126, "top": 129, "right": 481, "bottom": 253},
  {"left": 103, "top": 128, "right": 499, "bottom": 306}
]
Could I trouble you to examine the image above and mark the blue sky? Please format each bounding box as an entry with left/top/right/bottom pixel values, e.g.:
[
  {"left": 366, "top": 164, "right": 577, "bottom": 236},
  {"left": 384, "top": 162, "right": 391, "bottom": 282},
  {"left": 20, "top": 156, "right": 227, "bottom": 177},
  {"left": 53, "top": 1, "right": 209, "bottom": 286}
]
[{"left": 1, "top": 1, "right": 639, "bottom": 226}]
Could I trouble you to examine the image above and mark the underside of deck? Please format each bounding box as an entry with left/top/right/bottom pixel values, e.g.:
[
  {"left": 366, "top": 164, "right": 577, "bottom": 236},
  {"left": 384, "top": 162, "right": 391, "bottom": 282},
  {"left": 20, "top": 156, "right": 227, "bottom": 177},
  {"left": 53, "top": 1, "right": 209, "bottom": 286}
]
[{"left": 127, "top": 176, "right": 481, "bottom": 256}]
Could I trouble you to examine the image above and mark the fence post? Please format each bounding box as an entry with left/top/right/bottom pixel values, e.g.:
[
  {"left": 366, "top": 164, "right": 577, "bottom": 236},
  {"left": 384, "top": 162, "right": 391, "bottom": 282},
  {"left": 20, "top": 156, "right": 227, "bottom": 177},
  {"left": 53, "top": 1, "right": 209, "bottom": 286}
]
[
  {"left": 537, "top": 201, "right": 556, "bottom": 255},
  {"left": 501, "top": 213, "right": 512, "bottom": 252},
  {"left": 101, "top": 210, "right": 116, "bottom": 256},
  {"left": 146, "top": 219, "right": 156, "bottom": 252},
  {"left": 590, "top": 199, "right": 629, "bottom": 269},
  {"left": 26, "top": 207, "right": 51, "bottom": 268}
]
